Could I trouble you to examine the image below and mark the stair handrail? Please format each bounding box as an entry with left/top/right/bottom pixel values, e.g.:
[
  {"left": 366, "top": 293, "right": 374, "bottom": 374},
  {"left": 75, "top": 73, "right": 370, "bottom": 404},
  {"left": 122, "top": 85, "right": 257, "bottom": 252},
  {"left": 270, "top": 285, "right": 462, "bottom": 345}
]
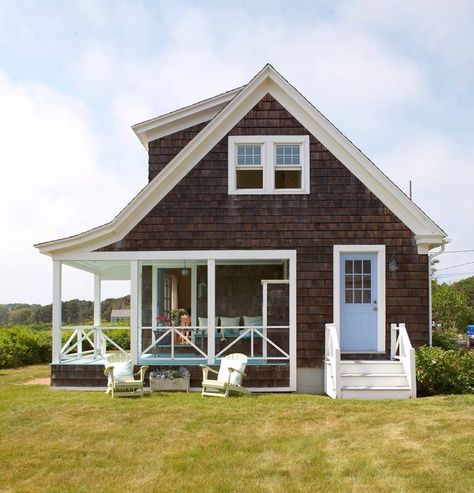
[
  {"left": 390, "top": 323, "right": 416, "bottom": 398},
  {"left": 325, "top": 323, "right": 341, "bottom": 398}
]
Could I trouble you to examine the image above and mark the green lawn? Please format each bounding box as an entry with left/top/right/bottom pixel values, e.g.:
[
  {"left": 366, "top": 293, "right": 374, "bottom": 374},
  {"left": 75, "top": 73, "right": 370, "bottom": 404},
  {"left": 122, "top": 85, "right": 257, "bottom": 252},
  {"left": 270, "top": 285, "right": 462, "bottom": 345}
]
[{"left": 0, "top": 366, "right": 473, "bottom": 493}]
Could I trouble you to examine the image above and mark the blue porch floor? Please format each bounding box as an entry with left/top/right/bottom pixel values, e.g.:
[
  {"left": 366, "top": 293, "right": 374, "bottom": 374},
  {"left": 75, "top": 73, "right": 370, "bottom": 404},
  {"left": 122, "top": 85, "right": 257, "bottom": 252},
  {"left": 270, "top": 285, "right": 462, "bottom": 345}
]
[{"left": 58, "top": 354, "right": 288, "bottom": 366}]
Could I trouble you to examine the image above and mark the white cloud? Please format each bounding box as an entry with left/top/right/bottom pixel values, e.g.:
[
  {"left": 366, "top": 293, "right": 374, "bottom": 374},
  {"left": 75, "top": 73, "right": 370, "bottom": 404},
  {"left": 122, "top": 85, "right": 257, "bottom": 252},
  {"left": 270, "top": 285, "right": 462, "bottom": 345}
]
[
  {"left": 0, "top": 70, "right": 140, "bottom": 303},
  {"left": 1, "top": 0, "right": 473, "bottom": 304},
  {"left": 68, "top": 4, "right": 430, "bottom": 149},
  {"left": 374, "top": 132, "right": 474, "bottom": 280}
]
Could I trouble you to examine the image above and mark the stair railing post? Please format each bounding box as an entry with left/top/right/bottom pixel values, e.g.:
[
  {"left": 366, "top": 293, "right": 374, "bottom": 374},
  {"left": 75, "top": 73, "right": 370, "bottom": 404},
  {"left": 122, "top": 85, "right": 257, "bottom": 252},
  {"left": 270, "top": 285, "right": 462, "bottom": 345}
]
[{"left": 390, "top": 323, "right": 397, "bottom": 360}]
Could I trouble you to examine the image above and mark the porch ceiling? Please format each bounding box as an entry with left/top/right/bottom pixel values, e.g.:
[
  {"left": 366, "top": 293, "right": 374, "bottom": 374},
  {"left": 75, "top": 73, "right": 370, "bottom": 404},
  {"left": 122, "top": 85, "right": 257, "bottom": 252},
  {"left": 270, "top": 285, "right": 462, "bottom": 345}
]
[
  {"left": 63, "top": 260, "right": 131, "bottom": 280},
  {"left": 63, "top": 258, "right": 285, "bottom": 280}
]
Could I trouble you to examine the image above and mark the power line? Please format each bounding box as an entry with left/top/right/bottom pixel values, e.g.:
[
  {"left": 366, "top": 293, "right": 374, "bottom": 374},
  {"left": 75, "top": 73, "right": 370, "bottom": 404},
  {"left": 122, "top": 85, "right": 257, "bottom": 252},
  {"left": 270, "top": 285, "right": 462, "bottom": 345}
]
[
  {"left": 443, "top": 249, "right": 474, "bottom": 254},
  {"left": 437, "top": 261, "right": 474, "bottom": 271},
  {"left": 435, "top": 272, "right": 474, "bottom": 278}
]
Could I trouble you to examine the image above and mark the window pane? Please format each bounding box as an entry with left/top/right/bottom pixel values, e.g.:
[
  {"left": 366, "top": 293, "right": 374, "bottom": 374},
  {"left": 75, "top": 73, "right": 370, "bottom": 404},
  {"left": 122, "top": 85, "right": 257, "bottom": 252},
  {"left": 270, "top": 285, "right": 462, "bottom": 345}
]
[
  {"left": 354, "top": 260, "right": 362, "bottom": 274},
  {"left": 275, "top": 145, "right": 301, "bottom": 165},
  {"left": 275, "top": 170, "right": 301, "bottom": 189},
  {"left": 236, "top": 144, "right": 261, "bottom": 165},
  {"left": 363, "top": 290, "right": 371, "bottom": 303},
  {"left": 363, "top": 276, "right": 371, "bottom": 289},
  {"left": 345, "top": 275, "right": 353, "bottom": 289},
  {"left": 345, "top": 290, "right": 353, "bottom": 303},
  {"left": 354, "top": 275, "right": 362, "bottom": 289},
  {"left": 236, "top": 169, "right": 263, "bottom": 189},
  {"left": 363, "top": 260, "right": 371, "bottom": 274},
  {"left": 345, "top": 260, "right": 353, "bottom": 274},
  {"left": 354, "top": 290, "right": 362, "bottom": 303}
]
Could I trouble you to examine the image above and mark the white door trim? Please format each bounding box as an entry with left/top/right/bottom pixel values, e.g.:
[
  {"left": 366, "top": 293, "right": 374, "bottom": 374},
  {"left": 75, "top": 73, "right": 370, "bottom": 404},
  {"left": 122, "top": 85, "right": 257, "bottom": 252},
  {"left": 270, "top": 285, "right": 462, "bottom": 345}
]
[{"left": 333, "top": 245, "right": 386, "bottom": 353}]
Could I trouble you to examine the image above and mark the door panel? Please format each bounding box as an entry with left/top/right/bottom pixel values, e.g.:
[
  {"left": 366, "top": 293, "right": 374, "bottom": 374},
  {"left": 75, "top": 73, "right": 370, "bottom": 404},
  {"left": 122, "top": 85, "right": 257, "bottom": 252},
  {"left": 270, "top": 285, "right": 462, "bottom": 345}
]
[{"left": 340, "top": 253, "right": 378, "bottom": 351}]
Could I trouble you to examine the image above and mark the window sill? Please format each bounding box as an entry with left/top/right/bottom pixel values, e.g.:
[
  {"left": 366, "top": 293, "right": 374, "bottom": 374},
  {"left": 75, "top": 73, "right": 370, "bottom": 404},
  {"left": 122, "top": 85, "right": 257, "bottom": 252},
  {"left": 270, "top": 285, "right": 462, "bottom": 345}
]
[{"left": 229, "top": 189, "right": 310, "bottom": 195}]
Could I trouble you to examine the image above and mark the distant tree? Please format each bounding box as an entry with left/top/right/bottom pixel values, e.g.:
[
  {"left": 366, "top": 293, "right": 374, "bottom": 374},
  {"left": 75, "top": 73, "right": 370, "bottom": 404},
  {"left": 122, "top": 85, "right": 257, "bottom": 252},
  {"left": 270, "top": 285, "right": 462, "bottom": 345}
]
[
  {"left": 62, "top": 300, "right": 93, "bottom": 325},
  {"left": 9, "top": 308, "right": 33, "bottom": 325},
  {"left": 0, "top": 306, "right": 9, "bottom": 326},
  {"left": 30, "top": 305, "right": 52, "bottom": 324},
  {"left": 452, "top": 276, "right": 474, "bottom": 306},
  {"left": 432, "top": 280, "right": 473, "bottom": 332}
]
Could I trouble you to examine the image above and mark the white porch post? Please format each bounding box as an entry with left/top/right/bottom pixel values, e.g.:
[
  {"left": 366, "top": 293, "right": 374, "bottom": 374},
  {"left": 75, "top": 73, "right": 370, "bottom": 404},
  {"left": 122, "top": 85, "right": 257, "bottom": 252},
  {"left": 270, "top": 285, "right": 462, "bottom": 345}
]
[
  {"left": 151, "top": 266, "right": 157, "bottom": 348},
  {"left": 262, "top": 281, "right": 268, "bottom": 361},
  {"left": 130, "top": 260, "right": 139, "bottom": 365},
  {"left": 289, "top": 253, "right": 297, "bottom": 391},
  {"left": 191, "top": 265, "right": 197, "bottom": 327},
  {"left": 93, "top": 273, "right": 104, "bottom": 357},
  {"left": 207, "top": 259, "right": 216, "bottom": 365},
  {"left": 52, "top": 260, "right": 62, "bottom": 364}
]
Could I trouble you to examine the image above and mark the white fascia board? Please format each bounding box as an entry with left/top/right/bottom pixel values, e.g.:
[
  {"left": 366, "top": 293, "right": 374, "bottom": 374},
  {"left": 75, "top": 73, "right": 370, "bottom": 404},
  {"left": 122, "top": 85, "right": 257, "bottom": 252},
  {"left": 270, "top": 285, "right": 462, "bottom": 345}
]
[
  {"left": 53, "top": 250, "right": 297, "bottom": 262},
  {"left": 132, "top": 87, "right": 243, "bottom": 149},
  {"left": 35, "top": 69, "right": 273, "bottom": 256},
  {"left": 265, "top": 70, "right": 446, "bottom": 241},
  {"left": 35, "top": 64, "right": 446, "bottom": 256}
]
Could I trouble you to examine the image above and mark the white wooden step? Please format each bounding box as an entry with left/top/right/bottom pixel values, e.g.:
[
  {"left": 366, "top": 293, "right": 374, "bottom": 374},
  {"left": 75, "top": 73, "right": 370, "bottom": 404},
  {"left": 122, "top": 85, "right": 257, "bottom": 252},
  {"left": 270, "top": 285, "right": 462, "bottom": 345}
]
[
  {"left": 341, "top": 373, "right": 408, "bottom": 387},
  {"left": 340, "top": 360, "right": 403, "bottom": 374},
  {"left": 341, "top": 386, "right": 412, "bottom": 400}
]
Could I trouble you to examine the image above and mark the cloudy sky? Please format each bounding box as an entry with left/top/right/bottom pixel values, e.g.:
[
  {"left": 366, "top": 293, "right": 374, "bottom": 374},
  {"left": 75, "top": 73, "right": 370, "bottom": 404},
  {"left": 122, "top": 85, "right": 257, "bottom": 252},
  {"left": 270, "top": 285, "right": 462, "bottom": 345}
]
[{"left": 1, "top": 0, "right": 473, "bottom": 304}]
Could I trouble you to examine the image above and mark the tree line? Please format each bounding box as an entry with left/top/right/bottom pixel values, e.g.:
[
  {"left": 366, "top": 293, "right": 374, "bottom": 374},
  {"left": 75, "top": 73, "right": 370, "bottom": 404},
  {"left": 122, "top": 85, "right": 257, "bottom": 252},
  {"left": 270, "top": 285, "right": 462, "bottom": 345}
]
[{"left": 0, "top": 296, "right": 130, "bottom": 326}]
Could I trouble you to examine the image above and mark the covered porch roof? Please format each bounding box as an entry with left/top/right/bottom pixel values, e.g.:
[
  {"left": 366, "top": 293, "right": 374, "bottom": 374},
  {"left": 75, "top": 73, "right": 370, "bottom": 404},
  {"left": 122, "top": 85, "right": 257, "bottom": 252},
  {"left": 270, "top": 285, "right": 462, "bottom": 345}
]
[{"left": 64, "top": 257, "right": 287, "bottom": 281}]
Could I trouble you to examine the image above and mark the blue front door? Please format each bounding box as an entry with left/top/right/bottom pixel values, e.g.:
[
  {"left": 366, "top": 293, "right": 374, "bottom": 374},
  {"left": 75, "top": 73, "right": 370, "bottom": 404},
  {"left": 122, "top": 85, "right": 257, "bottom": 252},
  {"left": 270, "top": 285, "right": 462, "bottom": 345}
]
[{"left": 340, "top": 253, "right": 378, "bottom": 352}]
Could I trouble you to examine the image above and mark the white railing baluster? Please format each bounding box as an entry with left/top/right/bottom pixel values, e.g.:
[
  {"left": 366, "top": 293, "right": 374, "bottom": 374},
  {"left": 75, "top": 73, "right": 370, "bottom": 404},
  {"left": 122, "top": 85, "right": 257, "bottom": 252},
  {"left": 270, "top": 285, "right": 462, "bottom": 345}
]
[
  {"left": 59, "top": 326, "right": 129, "bottom": 362},
  {"left": 390, "top": 323, "right": 417, "bottom": 399},
  {"left": 324, "top": 323, "right": 341, "bottom": 399}
]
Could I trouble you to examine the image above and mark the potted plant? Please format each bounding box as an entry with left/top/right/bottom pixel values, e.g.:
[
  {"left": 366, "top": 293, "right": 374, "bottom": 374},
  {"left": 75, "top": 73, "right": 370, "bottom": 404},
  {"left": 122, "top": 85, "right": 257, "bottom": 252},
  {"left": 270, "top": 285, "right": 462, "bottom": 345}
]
[
  {"left": 149, "top": 367, "right": 191, "bottom": 392},
  {"left": 155, "top": 315, "right": 170, "bottom": 327},
  {"left": 170, "top": 308, "right": 188, "bottom": 326}
]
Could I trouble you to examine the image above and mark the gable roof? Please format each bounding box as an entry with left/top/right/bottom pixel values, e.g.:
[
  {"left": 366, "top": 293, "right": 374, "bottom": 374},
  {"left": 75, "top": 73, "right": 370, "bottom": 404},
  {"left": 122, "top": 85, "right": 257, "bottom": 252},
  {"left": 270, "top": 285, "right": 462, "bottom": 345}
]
[
  {"left": 35, "top": 64, "right": 446, "bottom": 256},
  {"left": 132, "top": 85, "right": 243, "bottom": 149}
]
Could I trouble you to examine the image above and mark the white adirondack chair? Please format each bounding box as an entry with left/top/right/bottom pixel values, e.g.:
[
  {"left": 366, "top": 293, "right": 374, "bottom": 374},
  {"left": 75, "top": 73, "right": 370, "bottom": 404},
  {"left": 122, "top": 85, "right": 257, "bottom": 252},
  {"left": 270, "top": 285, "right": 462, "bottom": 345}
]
[
  {"left": 200, "top": 353, "right": 250, "bottom": 397},
  {"left": 104, "top": 353, "right": 147, "bottom": 398}
]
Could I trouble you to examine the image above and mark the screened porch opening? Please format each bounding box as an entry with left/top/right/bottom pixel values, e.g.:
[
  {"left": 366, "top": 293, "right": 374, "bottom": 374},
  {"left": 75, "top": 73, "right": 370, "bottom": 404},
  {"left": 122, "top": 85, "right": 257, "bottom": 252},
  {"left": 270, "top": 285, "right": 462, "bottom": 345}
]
[{"left": 138, "top": 260, "right": 290, "bottom": 366}]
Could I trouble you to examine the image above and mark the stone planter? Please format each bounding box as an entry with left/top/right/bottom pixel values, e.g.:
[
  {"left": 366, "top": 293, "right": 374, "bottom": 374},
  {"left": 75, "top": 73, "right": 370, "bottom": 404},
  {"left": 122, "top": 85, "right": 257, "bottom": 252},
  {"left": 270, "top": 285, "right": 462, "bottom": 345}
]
[{"left": 149, "top": 375, "right": 190, "bottom": 392}]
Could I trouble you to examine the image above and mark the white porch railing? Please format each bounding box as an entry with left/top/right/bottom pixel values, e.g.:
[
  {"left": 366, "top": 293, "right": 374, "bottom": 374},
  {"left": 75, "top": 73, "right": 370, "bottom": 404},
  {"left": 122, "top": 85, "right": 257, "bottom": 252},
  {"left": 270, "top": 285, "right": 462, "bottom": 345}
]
[
  {"left": 138, "top": 325, "right": 290, "bottom": 362},
  {"left": 215, "top": 326, "right": 290, "bottom": 361},
  {"left": 59, "top": 326, "right": 128, "bottom": 362},
  {"left": 324, "top": 323, "right": 341, "bottom": 398},
  {"left": 390, "top": 323, "right": 417, "bottom": 398},
  {"left": 139, "top": 326, "right": 208, "bottom": 361}
]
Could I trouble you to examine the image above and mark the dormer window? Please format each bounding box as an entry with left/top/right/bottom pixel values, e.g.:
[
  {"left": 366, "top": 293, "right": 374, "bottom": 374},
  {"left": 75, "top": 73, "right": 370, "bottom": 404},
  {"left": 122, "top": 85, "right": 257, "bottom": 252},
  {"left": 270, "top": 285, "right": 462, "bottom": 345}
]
[{"left": 228, "top": 135, "right": 310, "bottom": 194}]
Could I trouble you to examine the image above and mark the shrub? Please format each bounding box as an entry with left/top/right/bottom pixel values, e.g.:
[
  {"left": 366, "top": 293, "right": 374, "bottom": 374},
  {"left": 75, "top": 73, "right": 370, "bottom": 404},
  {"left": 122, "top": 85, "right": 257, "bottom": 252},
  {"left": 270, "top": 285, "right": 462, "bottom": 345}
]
[
  {"left": 103, "top": 329, "right": 130, "bottom": 351},
  {"left": 0, "top": 326, "right": 52, "bottom": 368},
  {"left": 432, "top": 329, "right": 459, "bottom": 351},
  {"left": 416, "top": 346, "right": 474, "bottom": 395}
]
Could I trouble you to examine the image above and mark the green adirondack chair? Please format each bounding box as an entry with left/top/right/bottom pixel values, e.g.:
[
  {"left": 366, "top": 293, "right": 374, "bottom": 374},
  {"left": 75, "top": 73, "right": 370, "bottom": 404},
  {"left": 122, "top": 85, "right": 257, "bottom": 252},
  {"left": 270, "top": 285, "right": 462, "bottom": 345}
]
[
  {"left": 200, "top": 353, "right": 251, "bottom": 397},
  {"left": 104, "top": 354, "right": 147, "bottom": 398}
]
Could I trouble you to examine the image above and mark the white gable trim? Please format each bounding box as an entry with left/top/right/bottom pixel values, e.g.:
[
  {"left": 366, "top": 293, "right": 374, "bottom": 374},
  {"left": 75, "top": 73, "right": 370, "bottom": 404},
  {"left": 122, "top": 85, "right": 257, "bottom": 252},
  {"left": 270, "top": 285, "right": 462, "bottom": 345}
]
[
  {"left": 132, "top": 86, "right": 243, "bottom": 149},
  {"left": 35, "top": 64, "right": 445, "bottom": 256}
]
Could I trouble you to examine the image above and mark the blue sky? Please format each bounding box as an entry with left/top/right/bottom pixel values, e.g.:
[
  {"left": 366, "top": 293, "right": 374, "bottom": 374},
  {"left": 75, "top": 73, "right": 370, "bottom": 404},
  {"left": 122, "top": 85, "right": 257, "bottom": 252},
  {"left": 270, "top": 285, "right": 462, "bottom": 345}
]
[{"left": 1, "top": 0, "right": 473, "bottom": 303}]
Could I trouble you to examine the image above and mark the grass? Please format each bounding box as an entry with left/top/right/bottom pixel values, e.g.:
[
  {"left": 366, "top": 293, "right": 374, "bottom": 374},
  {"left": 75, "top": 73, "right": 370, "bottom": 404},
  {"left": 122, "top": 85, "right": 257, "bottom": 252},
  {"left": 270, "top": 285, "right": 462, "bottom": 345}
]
[{"left": 0, "top": 366, "right": 473, "bottom": 493}]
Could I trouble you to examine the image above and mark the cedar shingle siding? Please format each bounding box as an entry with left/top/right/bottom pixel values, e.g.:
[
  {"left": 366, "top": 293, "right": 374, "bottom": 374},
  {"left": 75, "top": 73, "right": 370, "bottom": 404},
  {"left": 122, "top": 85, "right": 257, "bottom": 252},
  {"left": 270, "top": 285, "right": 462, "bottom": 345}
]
[{"left": 99, "top": 94, "right": 429, "bottom": 368}]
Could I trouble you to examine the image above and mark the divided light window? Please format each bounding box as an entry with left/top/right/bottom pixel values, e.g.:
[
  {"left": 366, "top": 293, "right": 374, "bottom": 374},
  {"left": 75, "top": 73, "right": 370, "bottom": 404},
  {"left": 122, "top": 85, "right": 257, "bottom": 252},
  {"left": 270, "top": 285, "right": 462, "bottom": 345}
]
[
  {"left": 274, "top": 144, "right": 302, "bottom": 189},
  {"left": 228, "top": 135, "right": 309, "bottom": 195},
  {"left": 236, "top": 144, "right": 263, "bottom": 189}
]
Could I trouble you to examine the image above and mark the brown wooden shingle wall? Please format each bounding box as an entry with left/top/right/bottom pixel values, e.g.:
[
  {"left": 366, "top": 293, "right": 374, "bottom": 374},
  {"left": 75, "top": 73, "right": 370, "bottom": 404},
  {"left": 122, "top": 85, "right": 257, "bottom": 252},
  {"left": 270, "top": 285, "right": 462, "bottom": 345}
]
[
  {"left": 99, "top": 94, "right": 429, "bottom": 367},
  {"left": 148, "top": 122, "right": 208, "bottom": 181}
]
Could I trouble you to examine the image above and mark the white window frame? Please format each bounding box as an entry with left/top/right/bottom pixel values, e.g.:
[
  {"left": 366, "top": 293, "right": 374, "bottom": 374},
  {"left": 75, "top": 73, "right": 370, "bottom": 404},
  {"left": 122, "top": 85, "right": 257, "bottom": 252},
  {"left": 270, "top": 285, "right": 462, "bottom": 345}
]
[{"left": 228, "top": 135, "right": 310, "bottom": 195}]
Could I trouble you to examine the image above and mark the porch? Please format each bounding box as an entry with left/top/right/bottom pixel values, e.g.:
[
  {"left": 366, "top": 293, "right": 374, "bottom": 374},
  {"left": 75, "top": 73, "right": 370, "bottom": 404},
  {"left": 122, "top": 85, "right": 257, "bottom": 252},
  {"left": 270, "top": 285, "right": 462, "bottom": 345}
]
[{"left": 51, "top": 250, "right": 296, "bottom": 391}]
